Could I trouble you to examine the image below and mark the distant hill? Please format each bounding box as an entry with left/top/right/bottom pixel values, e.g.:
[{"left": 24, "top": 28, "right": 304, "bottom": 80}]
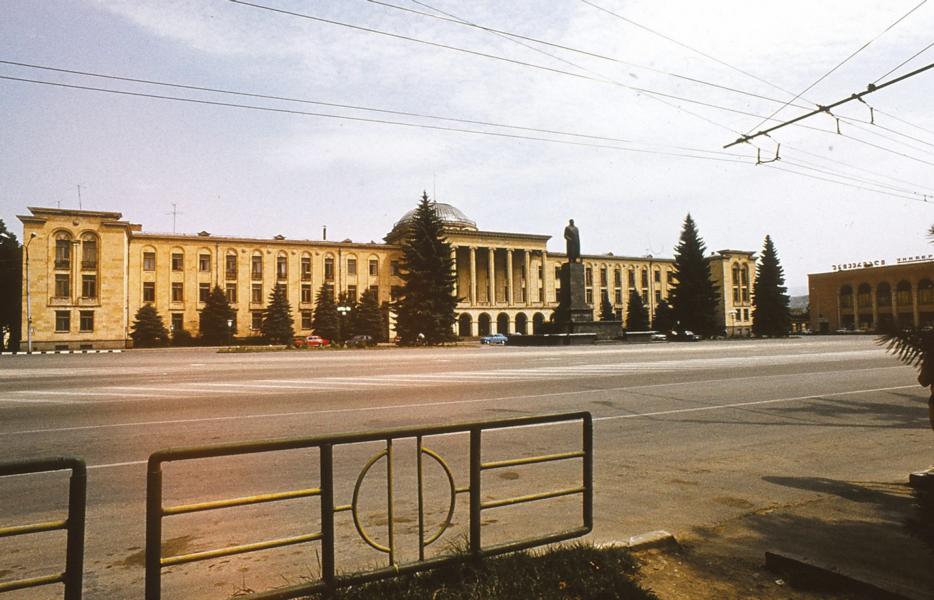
[{"left": 789, "top": 295, "right": 809, "bottom": 310}]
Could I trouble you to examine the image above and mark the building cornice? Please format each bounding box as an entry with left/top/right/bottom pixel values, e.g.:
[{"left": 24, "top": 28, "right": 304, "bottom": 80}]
[
  {"left": 27, "top": 206, "right": 124, "bottom": 220},
  {"left": 131, "top": 231, "right": 401, "bottom": 250}
]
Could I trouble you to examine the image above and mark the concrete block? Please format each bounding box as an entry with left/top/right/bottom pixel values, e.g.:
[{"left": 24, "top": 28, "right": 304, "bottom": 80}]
[{"left": 626, "top": 530, "right": 678, "bottom": 551}]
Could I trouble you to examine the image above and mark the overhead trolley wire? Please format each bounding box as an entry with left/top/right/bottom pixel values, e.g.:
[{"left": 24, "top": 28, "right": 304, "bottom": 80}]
[
  {"left": 874, "top": 39, "right": 934, "bottom": 83},
  {"left": 743, "top": 0, "right": 928, "bottom": 136}
]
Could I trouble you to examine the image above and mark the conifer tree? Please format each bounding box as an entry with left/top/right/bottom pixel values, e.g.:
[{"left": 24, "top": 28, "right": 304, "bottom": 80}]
[
  {"left": 652, "top": 299, "right": 675, "bottom": 332},
  {"left": 393, "top": 192, "right": 458, "bottom": 345},
  {"left": 130, "top": 304, "right": 169, "bottom": 347},
  {"left": 669, "top": 214, "right": 720, "bottom": 336},
  {"left": 261, "top": 284, "right": 295, "bottom": 344},
  {"left": 200, "top": 286, "right": 235, "bottom": 345},
  {"left": 312, "top": 283, "right": 339, "bottom": 342},
  {"left": 355, "top": 288, "right": 384, "bottom": 340},
  {"left": 752, "top": 235, "right": 791, "bottom": 337},
  {"left": 626, "top": 291, "right": 650, "bottom": 331},
  {"left": 599, "top": 289, "right": 615, "bottom": 321},
  {"left": 335, "top": 291, "right": 358, "bottom": 345},
  {"left": 0, "top": 220, "right": 21, "bottom": 351}
]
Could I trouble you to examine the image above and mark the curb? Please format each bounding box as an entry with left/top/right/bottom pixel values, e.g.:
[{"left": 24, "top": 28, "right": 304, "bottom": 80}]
[
  {"left": 598, "top": 530, "right": 678, "bottom": 552},
  {"left": 765, "top": 551, "right": 918, "bottom": 600},
  {"left": 1, "top": 349, "right": 123, "bottom": 356}
]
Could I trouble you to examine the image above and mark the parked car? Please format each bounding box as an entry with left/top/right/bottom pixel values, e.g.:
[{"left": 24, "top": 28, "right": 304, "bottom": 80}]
[
  {"left": 650, "top": 332, "right": 668, "bottom": 342},
  {"left": 346, "top": 334, "right": 375, "bottom": 348},
  {"left": 480, "top": 333, "right": 508, "bottom": 345},
  {"left": 294, "top": 335, "right": 329, "bottom": 348},
  {"left": 667, "top": 330, "right": 701, "bottom": 342}
]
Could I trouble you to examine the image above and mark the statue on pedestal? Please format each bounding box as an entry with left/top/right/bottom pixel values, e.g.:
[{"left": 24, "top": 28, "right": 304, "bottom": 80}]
[{"left": 564, "top": 219, "right": 580, "bottom": 263}]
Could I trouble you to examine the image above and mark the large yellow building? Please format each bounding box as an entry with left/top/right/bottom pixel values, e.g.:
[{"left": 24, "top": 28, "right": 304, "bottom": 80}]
[
  {"left": 19, "top": 205, "right": 757, "bottom": 349},
  {"left": 808, "top": 257, "right": 934, "bottom": 333}
]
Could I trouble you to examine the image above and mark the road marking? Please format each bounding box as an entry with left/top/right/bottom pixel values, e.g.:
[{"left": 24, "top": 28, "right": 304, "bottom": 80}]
[
  {"left": 0, "top": 366, "right": 912, "bottom": 438},
  {"left": 12, "top": 390, "right": 177, "bottom": 398},
  {"left": 0, "top": 397, "right": 79, "bottom": 405}
]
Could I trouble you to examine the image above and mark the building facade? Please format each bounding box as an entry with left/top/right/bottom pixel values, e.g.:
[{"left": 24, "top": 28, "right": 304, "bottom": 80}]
[
  {"left": 19, "top": 205, "right": 758, "bottom": 349},
  {"left": 809, "top": 258, "right": 934, "bottom": 333}
]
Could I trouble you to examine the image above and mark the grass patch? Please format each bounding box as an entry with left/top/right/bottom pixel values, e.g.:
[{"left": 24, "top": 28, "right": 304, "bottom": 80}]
[
  {"left": 304, "top": 543, "right": 658, "bottom": 600},
  {"left": 217, "top": 345, "right": 290, "bottom": 353}
]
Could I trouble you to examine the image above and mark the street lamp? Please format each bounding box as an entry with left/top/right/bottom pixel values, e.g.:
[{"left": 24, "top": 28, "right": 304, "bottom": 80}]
[
  {"left": 23, "top": 232, "right": 37, "bottom": 353},
  {"left": 337, "top": 305, "right": 351, "bottom": 345},
  {"left": 226, "top": 318, "right": 233, "bottom": 345}
]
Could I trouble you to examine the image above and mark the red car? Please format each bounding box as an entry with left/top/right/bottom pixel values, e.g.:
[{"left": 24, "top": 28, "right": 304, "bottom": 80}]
[{"left": 294, "top": 335, "right": 329, "bottom": 348}]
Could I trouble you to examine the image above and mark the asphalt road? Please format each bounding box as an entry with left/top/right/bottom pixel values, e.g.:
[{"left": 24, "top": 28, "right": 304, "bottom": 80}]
[{"left": 0, "top": 337, "right": 930, "bottom": 599}]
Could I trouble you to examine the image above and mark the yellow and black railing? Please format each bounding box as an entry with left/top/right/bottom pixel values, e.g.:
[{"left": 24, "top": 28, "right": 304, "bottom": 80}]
[
  {"left": 145, "top": 411, "right": 592, "bottom": 600},
  {"left": 0, "top": 457, "right": 86, "bottom": 599}
]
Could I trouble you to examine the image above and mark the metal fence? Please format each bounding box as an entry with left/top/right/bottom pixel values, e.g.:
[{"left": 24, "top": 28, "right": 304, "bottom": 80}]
[
  {"left": 0, "top": 457, "right": 87, "bottom": 599},
  {"left": 146, "top": 411, "right": 592, "bottom": 599}
]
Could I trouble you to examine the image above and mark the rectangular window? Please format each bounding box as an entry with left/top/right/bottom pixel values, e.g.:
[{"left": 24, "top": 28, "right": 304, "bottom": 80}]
[
  {"left": 55, "top": 239, "right": 72, "bottom": 269},
  {"left": 55, "top": 310, "right": 70, "bottom": 332},
  {"left": 655, "top": 290, "right": 662, "bottom": 303},
  {"left": 733, "top": 288, "right": 740, "bottom": 303},
  {"left": 252, "top": 255, "right": 263, "bottom": 280},
  {"left": 742, "top": 288, "right": 749, "bottom": 302},
  {"left": 171, "top": 253, "right": 184, "bottom": 271},
  {"left": 226, "top": 283, "right": 238, "bottom": 304},
  {"left": 614, "top": 289, "right": 622, "bottom": 304},
  {"left": 199, "top": 283, "right": 210, "bottom": 303},
  {"left": 143, "top": 282, "right": 155, "bottom": 303},
  {"left": 301, "top": 310, "right": 313, "bottom": 330},
  {"left": 301, "top": 257, "right": 312, "bottom": 281},
  {"left": 554, "top": 266, "right": 561, "bottom": 283},
  {"left": 654, "top": 270, "right": 661, "bottom": 283},
  {"left": 641, "top": 269, "right": 648, "bottom": 287},
  {"left": 324, "top": 257, "right": 335, "bottom": 281},
  {"left": 276, "top": 255, "right": 288, "bottom": 279},
  {"left": 199, "top": 254, "right": 211, "bottom": 272},
  {"left": 585, "top": 289, "right": 593, "bottom": 304},
  {"left": 369, "top": 285, "right": 379, "bottom": 298},
  {"left": 171, "top": 313, "right": 184, "bottom": 333},
  {"left": 301, "top": 283, "right": 312, "bottom": 303},
  {"left": 628, "top": 270, "right": 635, "bottom": 287},
  {"left": 347, "top": 258, "right": 357, "bottom": 276},
  {"left": 585, "top": 267, "right": 593, "bottom": 286},
  {"left": 252, "top": 283, "right": 263, "bottom": 304},
  {"left": 614, "top": 268, "right": 622, "bottom": 287},
  {"left": 390, "top": 260, "right": 400, "bottom": 276},
  {"left": 81, "top": 239, "right": 97, "bottom": 270},
  {"left": 54, "top": 274, "right": 71, "bottom": 298},
  {"left": 347, "top": 285, "right": 357, "bottom": 301},
  {"left": 600, "top": 266, "right": 607, "bottom": 286},
  {"left": 369, "top": 259, "right": 379, "bottom": 277},
  {"left": 743, "top": 308, "right": 750, "bottom": 321},
  {"left": 225, "top": 254, "right": 238, "bottom": 279},
  {"left": 143, "top": 252, "right": 155, "bottom": 271},
  {"left": 251, "top": 311, "right": 263, "bottom": 331},
  {"left": 277, "top": 283, "right": 288, "bottom": 299},
  {"left": 79, "top": 310, "right": 94, "bottom": 332},
  {"left": 171, "top": 282, "right": 184, "bottom": 302},
  {"left": 81, "top": 274, "right": 97, "bottom": 299}
]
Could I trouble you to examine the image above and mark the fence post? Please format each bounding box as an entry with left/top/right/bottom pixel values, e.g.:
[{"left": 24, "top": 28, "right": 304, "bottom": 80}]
[
  {"left": 319, "top": 444, "right": 336, "bottom": 595},
  {"left": 469, "top": 427, "right": 482, "bottom": 562},
  {"left": 145, "top": 458, "right": 163, "bottom": 600},
  {"left": 582, "top": 414, "right": 593, "bottom": 530},
  {"left": 64, "top": 459, "right": 86, "bottom": 600}
]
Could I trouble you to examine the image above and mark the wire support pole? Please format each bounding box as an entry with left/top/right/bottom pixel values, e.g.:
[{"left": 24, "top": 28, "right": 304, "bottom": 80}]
[{"left": 724, "top": 60, "right": 934, "bottom": 149}]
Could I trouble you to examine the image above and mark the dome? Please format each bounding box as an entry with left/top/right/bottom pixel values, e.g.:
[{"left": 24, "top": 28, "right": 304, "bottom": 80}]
[{"left": 387, "top": 202, "right": 477, "bottom": 241}]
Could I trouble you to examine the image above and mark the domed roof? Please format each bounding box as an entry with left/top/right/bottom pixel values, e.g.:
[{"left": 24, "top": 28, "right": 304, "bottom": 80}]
[{"left": 387, "top": 202, "right": 477, "bottom": 240}]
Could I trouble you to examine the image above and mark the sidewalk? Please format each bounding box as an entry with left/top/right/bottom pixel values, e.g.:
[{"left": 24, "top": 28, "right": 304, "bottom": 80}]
[{"left": 633, "top": 474, "right": 933, "bottom": 599}]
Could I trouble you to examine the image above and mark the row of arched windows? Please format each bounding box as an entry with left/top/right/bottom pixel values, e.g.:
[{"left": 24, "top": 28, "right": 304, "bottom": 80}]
[
  {"left": 52, "top": 230, "right": 98, "bottom": 271},
  {"left": 457, "top": 312, "right": 548, "bottom": 336},
  {"left": 840, "top": 280, "right": 933, "bottom": 308}
]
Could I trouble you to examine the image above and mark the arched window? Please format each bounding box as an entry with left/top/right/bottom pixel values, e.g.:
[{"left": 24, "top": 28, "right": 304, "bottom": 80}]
[
  {"left": 225, "top": 250, "right": 238, "bottom": 280},
  {"left": 251, "top": 251, "right": 264, "bottom": 280},
  {"left": 919, "top": 279, "right": 933, "bottom": 305},
  {"left": 54, "top": 231, "right": 73, "bottom": 269},
  {"left": 276, "top": 252, "right": 288, "bottom": 280},
  {"left": 477, "top": 313, "right": 491, "bottom": 337},
  {"left": 839, "top": 285, "right": 854, "bottom": 309},
  {"left": 896, "top": 280, "right": 912, "bottom": 306},
  {"left": 301, "top": 252, "right": 313, "bottom": 281},
  {"left": 324, "top": 255, "right": 335, "bottom": 282},
  {"left": 515, "top": 313, "right": 528, "bottom": 334},
  {"left": 876, "top": 282, "right": 891, "bottom": 307},
  {"left": 857, "top": 283, "right": 872, "bottom": 308},
  {"left": 458, "top": 313, "right": 472, "bottom": 337},
  {"left": 80, "top": 233, "right": 98, "bottom": 270},
  {"left": 732, "top": 263, "right": 740, "bottom": 285}
]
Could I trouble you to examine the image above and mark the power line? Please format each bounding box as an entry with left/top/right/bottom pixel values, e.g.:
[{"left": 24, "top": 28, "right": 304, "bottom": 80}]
[
  {"left": 363, "top": 0, "right": 813, "bottom": 111},
  {"left": 744, "top": 0, "right": 928, "bottom": 135},
  {"left": 0, "top": 59, "right": 749, "bottom": 158},
  {"left": 781, "top": 143, "right": 934, "bottom": 195},
  {"left": 723, "top": 60, "right": 934, "bottom": 148},
  {"left": 779, "top": 159, "right": 930, "bottom": 198},
  {"left": 767, "top": 163, "right": 929, "bottom": 203},
  {"left": 874, "top": 39, "right": 934, "bottom": 83},
  {"left": 0, "top": 74, "right": 755, "bottom": 164}
]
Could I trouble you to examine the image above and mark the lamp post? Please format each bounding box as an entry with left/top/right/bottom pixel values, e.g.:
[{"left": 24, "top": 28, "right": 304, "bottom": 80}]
[
  {"left": 226, "top": 318, "right": 233, "bottom": 345},
  {"left": 337, "top": 305, "right": 351, "bottom": 345},
  {"left": 23, "top": 232, "right": 37, "bottom": 353},
  {"left": 644, "top": 254, "right": 655, "bottom": 324}
]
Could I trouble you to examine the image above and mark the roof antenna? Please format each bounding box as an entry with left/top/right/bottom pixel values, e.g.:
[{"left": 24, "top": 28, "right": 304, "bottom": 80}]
[
  {"left": 322, "top": 225, "right": 327, "bottom": 241},
  {"left": 166, "top": 203, "right": 182, "bottom": 233},
  {"left": 77, "top": 185, "right": 83, "bottom": 210}
]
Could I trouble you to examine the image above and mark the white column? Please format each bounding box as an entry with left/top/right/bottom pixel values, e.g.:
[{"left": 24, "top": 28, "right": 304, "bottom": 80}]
[
  {"left": 524, "top": 250, "right": 532, "bottom": 306},
  {"left": 469, "top": 246, "right": 477, "bottom": 306},
  {"left": 506, "top": 249, "right": 514, "bottom": 306},
  {"left": 488, "top": 248, "right": 496, "bottom": 305}
]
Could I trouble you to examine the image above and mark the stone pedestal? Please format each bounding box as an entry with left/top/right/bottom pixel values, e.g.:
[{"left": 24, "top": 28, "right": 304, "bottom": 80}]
[{"left": 560, "top": 262, "right": 593, "bottom": 324}]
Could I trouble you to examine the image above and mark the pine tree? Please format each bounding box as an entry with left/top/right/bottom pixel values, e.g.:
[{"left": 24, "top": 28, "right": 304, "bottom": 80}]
[
  {"left": 669, "top": 214, "right": 720, "bottom": 337},
  {"left": 200, "top": 285, "right": 235, "bottom": 345},
  {"left": 130, "top": 304, "right": 169, "bottom": 347},
  {"left": 393, "top": 192, "right": 458, "bottom": 345},
  {"left": 261, "top": 284, "right": 295, "bottom": 344},
  {"left": 599, "top": 289, "right": 615, "bottom": 321},
  {"left": 752, "top": 235, "right": 791, "bottom": 337},
  {"left": 337, "top": 291, "right": 358, "bottom": 345},
  {"left": 312, "top": 283, "right": 339, "bottom": 342},
  {"left": 355, "top": 288, "right": 384, "bottom": 340},
  {"left": 380, "top": 301, "right": 392, "bottom": 343},
  {"left": 653, "top": 299, "right": 674, "bottom": 332},
  {"left": 626, "top": 291, "right": 650, "bottom": 331},
  {"left": 0, "top": 220, "right": 21, "bottom": 351}
]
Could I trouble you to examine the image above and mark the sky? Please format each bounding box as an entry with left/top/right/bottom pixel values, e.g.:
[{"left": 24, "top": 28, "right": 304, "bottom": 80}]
[{"left": 1, "top": 0, "right": 933, "bottom": 295}]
